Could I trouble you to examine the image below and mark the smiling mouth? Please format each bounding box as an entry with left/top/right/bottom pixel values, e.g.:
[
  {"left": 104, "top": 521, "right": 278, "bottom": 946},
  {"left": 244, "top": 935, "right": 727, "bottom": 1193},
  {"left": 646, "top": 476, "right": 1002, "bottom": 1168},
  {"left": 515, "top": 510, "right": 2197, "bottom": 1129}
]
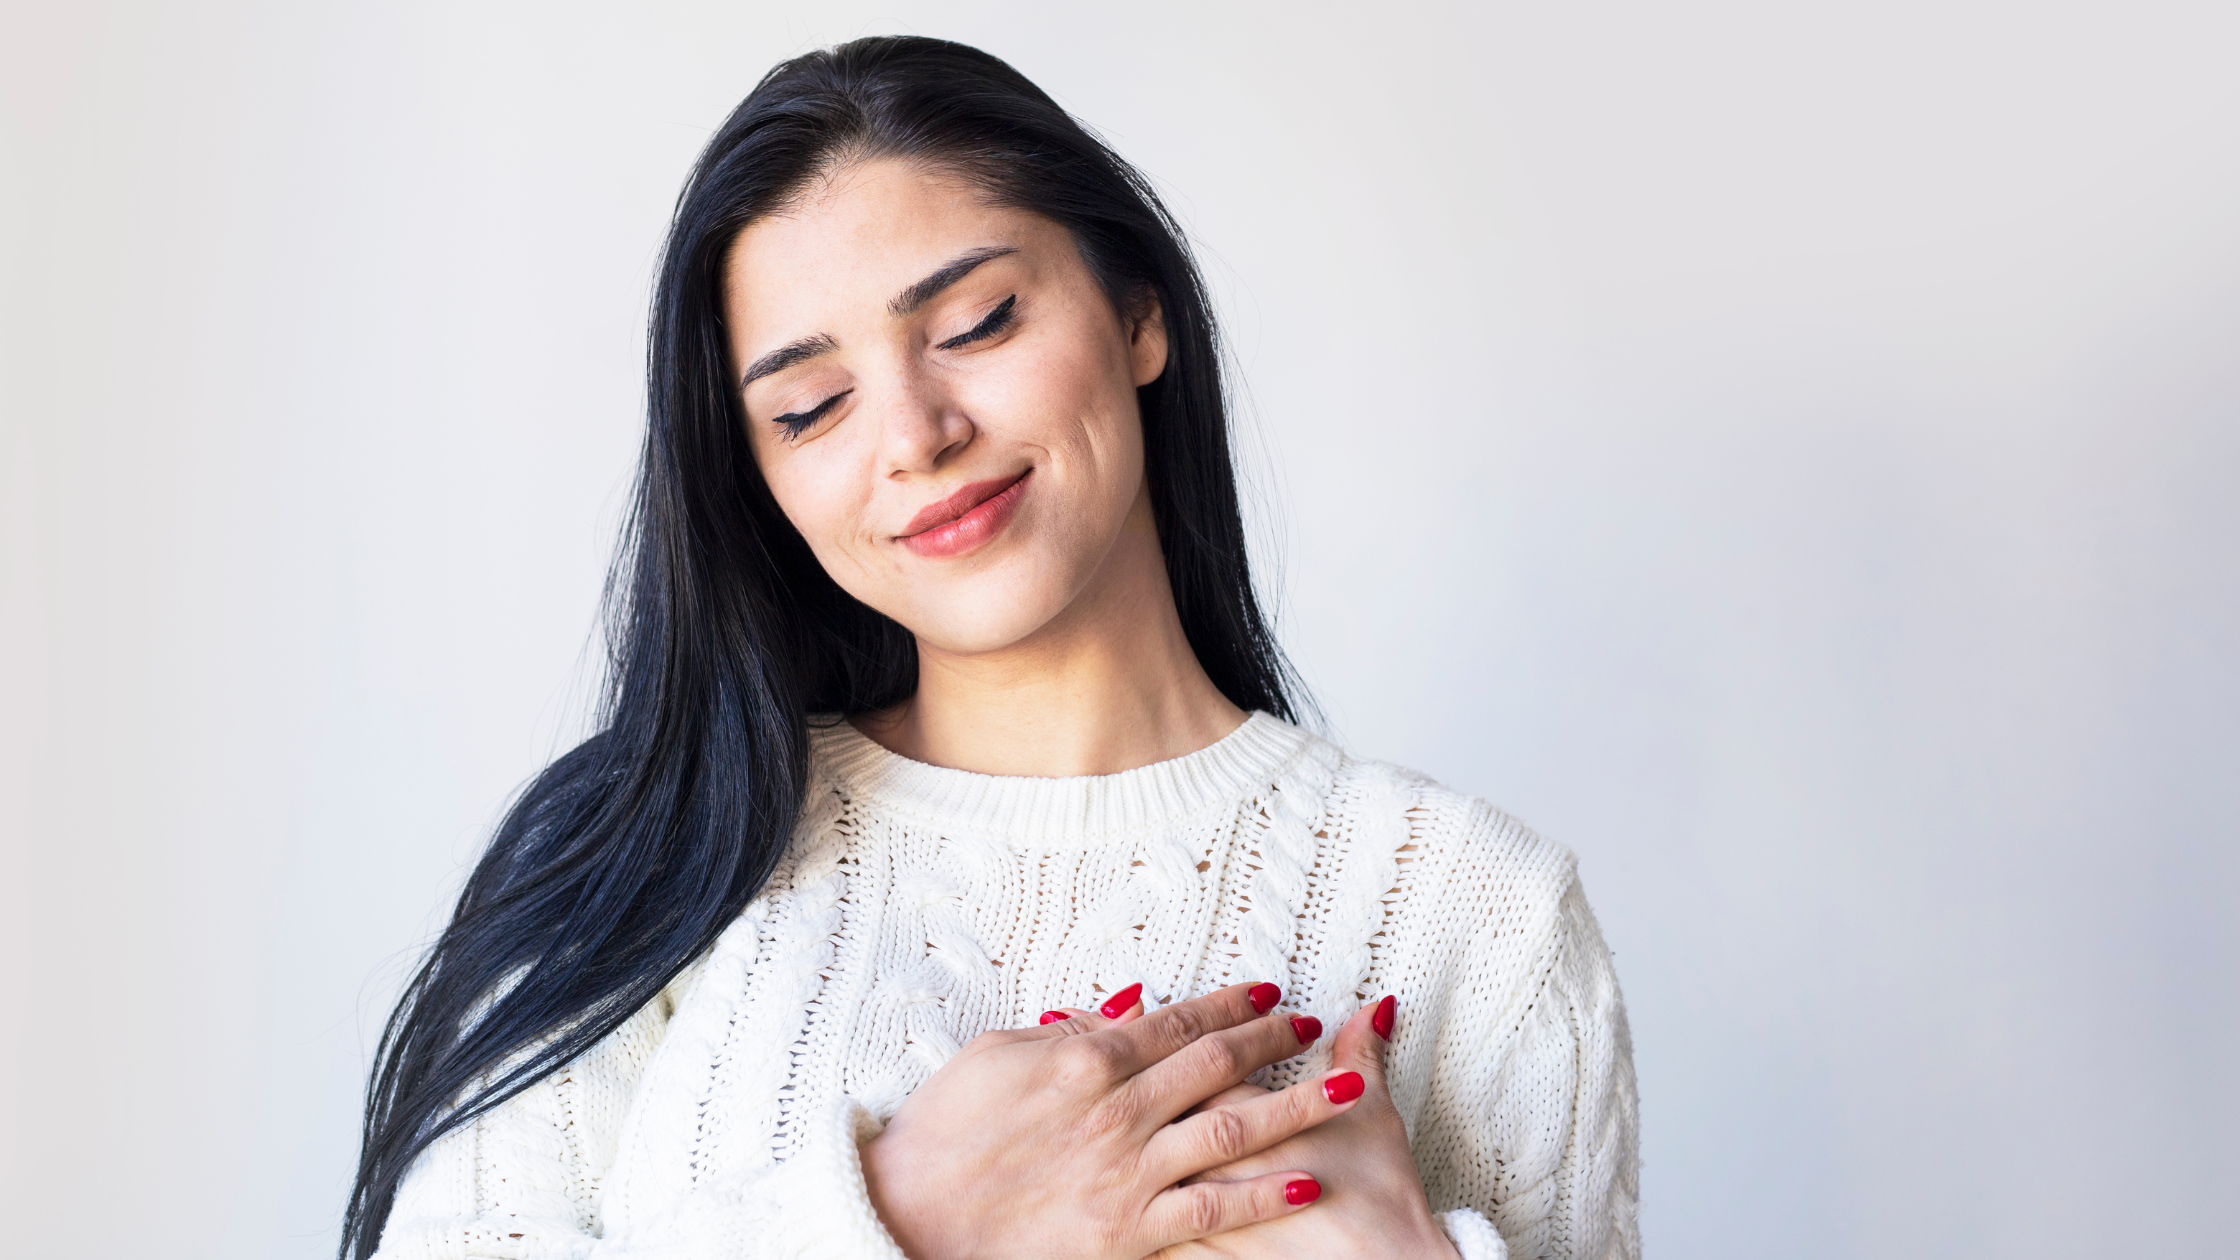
[{"left": 897, "top": 469, "right": 1032, "bottom": 559}]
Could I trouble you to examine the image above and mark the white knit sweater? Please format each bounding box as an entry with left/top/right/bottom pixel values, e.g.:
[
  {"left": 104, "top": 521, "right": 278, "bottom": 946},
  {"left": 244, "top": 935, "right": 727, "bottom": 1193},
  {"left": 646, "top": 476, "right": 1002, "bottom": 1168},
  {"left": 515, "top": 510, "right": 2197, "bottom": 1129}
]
[{"left": 375, "top": 713, "right": 1639, "bottom": 1260}]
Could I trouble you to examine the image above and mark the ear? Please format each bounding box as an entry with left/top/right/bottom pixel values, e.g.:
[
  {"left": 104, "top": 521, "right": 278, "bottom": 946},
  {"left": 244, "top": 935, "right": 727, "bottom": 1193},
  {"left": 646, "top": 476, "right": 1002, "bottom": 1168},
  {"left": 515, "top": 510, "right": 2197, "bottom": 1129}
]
[{"left": 1127, "top": 288, "right": 1170, "bottom": 388}]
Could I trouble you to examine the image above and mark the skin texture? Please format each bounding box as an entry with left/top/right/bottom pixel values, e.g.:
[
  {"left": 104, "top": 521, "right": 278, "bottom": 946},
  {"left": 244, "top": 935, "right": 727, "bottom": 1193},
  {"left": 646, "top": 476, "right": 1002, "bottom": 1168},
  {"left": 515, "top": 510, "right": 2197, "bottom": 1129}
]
[
  {"left": 1035, "top": 1000, "right": 1463, "bottom": 1260},
  {"left": 1157, "top": 1001, "right": 1460, "bottom": 1259},
  {"left": 858, "top": 984, "right": 1359, "bottom": 1260},
  {"left": 722, "top": 158, "right": 1460, "bottom": 1259},
  {"left": 726, "top": 157, "right": 1241, "bottom": 778}
]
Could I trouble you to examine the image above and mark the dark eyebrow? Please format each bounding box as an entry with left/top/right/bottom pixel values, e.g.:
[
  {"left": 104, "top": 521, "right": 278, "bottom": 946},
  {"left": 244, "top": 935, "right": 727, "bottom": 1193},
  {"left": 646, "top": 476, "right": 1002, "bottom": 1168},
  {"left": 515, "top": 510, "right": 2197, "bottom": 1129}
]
[
  {"left": 888, "top": 246, "right": 1018, "bottom": 316},
  {"left": 740, "top": 332, "right": 838, "bottom": 389},
  {"left": 740, "top": 247, "right": 1016, "bottom": 389}
]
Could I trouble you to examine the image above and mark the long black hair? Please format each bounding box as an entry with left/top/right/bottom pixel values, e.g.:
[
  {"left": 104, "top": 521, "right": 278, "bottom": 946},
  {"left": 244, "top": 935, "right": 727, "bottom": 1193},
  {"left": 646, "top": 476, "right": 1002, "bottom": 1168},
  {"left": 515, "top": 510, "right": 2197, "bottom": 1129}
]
[{"left": 343, "top": 34, "right": 1304, "bottom": 1258}]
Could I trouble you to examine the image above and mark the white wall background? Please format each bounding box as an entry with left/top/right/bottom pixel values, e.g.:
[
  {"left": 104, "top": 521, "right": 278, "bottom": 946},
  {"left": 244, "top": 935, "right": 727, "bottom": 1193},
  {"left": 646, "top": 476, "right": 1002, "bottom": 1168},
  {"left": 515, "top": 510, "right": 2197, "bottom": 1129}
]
[{"left": 5, "top": 2, "right": 2235, "bottom": 1256}]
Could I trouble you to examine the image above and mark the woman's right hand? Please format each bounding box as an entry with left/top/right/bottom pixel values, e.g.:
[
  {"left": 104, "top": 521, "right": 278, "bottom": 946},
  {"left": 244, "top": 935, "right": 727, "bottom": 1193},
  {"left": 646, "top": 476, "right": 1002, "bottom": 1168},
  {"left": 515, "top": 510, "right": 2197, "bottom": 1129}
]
[{"left": 859, "top": 981, "right": 1362, "bottom": 1260}]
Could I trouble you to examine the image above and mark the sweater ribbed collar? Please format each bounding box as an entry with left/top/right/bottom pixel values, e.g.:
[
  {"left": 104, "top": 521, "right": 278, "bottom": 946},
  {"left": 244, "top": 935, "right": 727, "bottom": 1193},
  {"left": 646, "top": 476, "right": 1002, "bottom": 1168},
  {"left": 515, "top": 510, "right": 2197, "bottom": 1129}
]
[{"left": 806, "top": 711, "right": 1313, "bottom": 844}]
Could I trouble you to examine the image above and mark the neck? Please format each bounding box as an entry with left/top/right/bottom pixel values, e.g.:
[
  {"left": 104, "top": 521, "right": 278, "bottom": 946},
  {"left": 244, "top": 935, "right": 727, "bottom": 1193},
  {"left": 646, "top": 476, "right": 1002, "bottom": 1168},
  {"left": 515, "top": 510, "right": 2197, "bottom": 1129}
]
[{"left": 853, "top": 489, "right": 1247, "bottom": 777}]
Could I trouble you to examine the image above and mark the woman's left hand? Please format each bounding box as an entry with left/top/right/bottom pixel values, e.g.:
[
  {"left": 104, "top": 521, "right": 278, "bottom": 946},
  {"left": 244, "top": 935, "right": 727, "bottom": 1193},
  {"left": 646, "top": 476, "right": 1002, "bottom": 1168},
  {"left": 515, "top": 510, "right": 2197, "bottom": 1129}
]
[{"left": 1152, "top": 997, "right": 1461, "bottom": 1260}]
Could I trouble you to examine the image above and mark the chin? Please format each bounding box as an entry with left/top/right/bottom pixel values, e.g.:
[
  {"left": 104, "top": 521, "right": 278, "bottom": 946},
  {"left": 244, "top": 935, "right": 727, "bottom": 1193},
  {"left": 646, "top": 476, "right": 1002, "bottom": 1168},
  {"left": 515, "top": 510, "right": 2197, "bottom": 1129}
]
[
  {"left": 883, "top": 570, "right": 1081, "bottom": 657},
  {"left": 899, "top": 602, "right": 1065, "bottom": 657}
]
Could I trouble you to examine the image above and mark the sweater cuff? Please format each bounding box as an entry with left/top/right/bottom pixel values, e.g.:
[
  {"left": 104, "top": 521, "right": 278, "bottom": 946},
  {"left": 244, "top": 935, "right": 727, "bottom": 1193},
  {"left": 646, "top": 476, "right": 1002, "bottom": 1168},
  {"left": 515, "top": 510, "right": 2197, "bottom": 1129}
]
[
  {"left": 1438, "top": 1208, "right": 1509, "bottom": 1260},
  {"left": 746, "top": 1096, "right": 909, "bottom": 1260}
]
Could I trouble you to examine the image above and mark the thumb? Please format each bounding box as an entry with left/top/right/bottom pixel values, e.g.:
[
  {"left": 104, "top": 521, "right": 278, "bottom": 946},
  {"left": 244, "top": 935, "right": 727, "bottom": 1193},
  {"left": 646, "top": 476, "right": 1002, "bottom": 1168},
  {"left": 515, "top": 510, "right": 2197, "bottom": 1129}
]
[{"left": 1329, "top": 994, "right": 1399, "bottom": 1100}]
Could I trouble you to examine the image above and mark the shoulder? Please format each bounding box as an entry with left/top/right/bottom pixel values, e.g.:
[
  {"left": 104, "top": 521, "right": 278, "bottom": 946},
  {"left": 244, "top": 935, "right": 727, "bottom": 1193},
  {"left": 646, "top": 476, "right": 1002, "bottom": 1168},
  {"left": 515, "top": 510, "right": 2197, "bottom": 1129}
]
[
  {"left": 1405, "top": 771, "right": 1580, "bottom": 938},
  {"left": 1291, "top": 729, "right": 1584, "bottom": 957},
  {"left": 1298, "top": 729, "right": 1578, "bottom": 896}
]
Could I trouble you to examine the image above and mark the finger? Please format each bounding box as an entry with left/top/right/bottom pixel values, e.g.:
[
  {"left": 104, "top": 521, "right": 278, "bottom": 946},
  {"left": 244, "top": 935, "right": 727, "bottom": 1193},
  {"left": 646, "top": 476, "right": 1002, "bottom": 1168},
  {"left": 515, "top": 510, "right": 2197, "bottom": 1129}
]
[
  {"left": 1097, "top": 996, "right": 1146, "bottom": 1026},
  {"left": 1139, "top": 1169, "right": 1323, "bottom": 1250},
  {"left": 1103, "top": 981, "right": 1289, "bottom": 1080},
  {"left": 1128, "top": 999, "right": 1319, "bottom": 1119},
  {"left": 1181, "top": 1082, "right": 1269, "bottom": 1118},
  {"left": 1096, "top": 982, "right": 1148, "bottom": 1021},
  {"left": 1012, "top": 980, "right": 1150, "bottom": 1041},
  {"left": 1330, "top": 994, "right": 1396, "bottom": 1100},
  {"left": 1145, "top": 1066, "right": 1365, "bottom": 1184},
  {"left": 1031, "top": 983, "right": 1151, "bottom": 1030}
]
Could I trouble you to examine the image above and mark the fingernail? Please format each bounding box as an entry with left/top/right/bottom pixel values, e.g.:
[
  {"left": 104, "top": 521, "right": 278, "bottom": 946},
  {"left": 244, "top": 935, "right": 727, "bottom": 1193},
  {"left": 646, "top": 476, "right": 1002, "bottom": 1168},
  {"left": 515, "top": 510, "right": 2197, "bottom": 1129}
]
[
  {"left": 1039, "top": 1010, "right": 1070, "bottom": 1024},
  {"left": 1290, "top": 1015, "right": 1322, "bottom": 1044},
  {"left": 1248, "top": 982, "right": 1282, "bottom": 1014},
  {"left": 1284, "top": 1177, "right": 1322, "bottom": 1206},
  {"left": 1323, "top": 1070, "right": 1365, "bottom": 1105},
  {"left": 1100, "top": 983, "right": 1143, "bottom": 1019},
  {"left": 1372, "top": 994, "right": 1397, "bottom": 1042}
]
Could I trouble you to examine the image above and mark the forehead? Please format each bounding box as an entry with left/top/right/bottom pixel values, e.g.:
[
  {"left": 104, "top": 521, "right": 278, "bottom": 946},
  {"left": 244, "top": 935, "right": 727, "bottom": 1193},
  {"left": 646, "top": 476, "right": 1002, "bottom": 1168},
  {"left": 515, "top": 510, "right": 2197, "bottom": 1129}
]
[{"left": 723, "top": 159, "right": 1050, "bottom": 331}]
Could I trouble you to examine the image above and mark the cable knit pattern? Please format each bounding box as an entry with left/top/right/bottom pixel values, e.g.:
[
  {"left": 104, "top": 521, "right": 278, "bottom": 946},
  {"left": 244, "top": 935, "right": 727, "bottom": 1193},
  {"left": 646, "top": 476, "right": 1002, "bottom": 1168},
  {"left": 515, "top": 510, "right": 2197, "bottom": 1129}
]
[{"left": 373, "top": 713, "right": 1639, "bottom": 1260}]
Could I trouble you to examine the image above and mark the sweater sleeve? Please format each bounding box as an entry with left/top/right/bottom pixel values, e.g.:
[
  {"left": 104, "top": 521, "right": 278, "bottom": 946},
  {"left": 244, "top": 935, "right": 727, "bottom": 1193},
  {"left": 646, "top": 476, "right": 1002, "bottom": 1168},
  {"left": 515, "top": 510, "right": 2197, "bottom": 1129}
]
[
  {"left": 370, "top": 996, "right": 908, "bottom": 1260},
  {"left": 1419, "top": 875, "right": 1641, "bottom": 1260}
]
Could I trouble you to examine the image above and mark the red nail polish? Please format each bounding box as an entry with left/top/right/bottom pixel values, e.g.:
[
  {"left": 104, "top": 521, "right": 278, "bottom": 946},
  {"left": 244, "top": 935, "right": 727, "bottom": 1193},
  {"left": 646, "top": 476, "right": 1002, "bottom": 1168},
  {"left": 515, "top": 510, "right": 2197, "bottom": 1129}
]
[
  {"left": 1039, "top": 1010, "right": 1070, "bottom": 1024},
  {"left": 1248, "top": 982, "right": 1282, "bottom": 1014},
  {"left": 1372, "top": 994, "right": 1397, "bottom": 1042},
  {"left": 1284, "top": 1177, "right": 1321, "bottom": 1206},
  {"left": 1323, "top": 1071, "right": 1365, "bottom": 1105},
  {"left": 1099, "top": 983, "right": 1143, "bottom": 1019},
  {"left": 1290, "top": 1015, "right": 1322, "bottom": 1044}
]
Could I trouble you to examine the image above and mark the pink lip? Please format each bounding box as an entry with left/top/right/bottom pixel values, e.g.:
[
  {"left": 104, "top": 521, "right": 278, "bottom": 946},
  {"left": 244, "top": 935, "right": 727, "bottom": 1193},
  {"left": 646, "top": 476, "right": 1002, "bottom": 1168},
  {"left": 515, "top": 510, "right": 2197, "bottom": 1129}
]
[{"left": 897, "top": 469, "right": 1032, "bottom": 558}]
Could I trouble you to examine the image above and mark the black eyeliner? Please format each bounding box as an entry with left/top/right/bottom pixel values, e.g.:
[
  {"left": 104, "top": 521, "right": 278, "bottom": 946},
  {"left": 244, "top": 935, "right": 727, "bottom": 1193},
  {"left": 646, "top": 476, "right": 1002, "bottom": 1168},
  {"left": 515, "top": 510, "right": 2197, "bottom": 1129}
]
[
  {"left": 937, "top": 294, "right": 1018, "bottom": 351},
  {"left": 772, "top": 388, "right": 851, "bottom": 437}
]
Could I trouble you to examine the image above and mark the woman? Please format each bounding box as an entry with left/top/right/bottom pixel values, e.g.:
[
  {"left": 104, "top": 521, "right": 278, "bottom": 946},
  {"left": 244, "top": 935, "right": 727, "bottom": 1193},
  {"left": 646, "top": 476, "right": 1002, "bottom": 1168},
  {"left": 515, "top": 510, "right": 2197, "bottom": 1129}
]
[{"left": 346, "top": 35, "right": 1637, "bottom": 1260}]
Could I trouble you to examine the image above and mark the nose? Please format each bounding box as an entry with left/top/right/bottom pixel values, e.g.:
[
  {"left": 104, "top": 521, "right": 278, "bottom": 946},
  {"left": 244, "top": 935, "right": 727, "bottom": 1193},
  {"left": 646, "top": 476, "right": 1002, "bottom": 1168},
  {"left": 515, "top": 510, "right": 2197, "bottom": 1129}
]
[{"left": 874, "top": 365, "right": 975, "bottom": 478}]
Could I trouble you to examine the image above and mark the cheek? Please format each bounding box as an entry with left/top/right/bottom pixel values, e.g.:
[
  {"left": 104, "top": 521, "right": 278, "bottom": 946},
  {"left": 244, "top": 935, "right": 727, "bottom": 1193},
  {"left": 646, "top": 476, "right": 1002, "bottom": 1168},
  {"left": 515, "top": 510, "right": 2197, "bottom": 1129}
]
[
  {"left": 762, "top": 448, "right": 881, "bottom": 586},
  {"left": 980, "top": 324, "right": 1142, "bottom": 487}
]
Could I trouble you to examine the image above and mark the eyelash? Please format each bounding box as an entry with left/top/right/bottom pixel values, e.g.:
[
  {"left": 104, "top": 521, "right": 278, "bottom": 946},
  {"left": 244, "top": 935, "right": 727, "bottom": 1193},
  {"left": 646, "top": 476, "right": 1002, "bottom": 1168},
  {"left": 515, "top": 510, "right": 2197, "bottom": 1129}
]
[
  {"left": 772, "top": 389, "right": 851, "bottom": 438},
  {"left": 768, "top": 296, "right": 1018, "bottom": 437},
  {"left": 936, "top": 294, "right": 1018, "bottom": 351}
]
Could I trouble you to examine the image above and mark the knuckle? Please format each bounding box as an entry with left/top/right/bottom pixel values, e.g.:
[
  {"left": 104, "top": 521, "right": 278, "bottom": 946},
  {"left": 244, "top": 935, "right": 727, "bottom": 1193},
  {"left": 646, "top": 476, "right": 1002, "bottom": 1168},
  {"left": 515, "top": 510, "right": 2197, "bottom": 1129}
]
[
  {"left": 1182, "top": 1186, "right": 1229, "bottom": 1237},
  {"left": 1163, "top": 1002, "right": 1212, "bottom": 1046},
  {"left": 1053, "top": 1035, "right": 1117, "bottom": 1084},
  {"left": 1200, "top": 1107, "right": 1253, "bottom": 1163},
  {"left": 1193, "top": 1033, "right": 1247, "bottom": 1081},
  {"left": 1274, "top": 1079, "right": 1323, "bottom": 1129},
  {"left": 1082, "top": 1092, "right": 1139, "bottom": 1142}
]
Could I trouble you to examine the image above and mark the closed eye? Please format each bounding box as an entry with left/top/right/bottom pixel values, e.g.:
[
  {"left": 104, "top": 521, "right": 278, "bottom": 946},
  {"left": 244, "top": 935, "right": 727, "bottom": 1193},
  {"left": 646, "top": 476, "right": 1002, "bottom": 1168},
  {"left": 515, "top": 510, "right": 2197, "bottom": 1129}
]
[
  {"left": 772, "top": 389, "right": 851, "bottom": 438},
  {"left": 936, "top": 294, "right": 1018, "bottom": 351}
]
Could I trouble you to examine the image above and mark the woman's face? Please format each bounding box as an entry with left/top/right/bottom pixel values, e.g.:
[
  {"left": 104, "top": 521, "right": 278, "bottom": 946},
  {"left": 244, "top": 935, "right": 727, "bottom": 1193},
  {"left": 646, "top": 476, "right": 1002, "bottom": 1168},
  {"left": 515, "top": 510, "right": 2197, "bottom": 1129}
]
[{"left": 723, "top": 159, "right": 1169, "bottom": 655}]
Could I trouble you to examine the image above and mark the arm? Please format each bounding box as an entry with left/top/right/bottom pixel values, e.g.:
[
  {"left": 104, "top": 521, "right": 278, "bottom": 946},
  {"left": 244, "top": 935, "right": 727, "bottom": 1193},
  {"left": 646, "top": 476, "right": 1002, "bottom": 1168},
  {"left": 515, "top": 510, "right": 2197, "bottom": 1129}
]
[
  {"left": 1421, "top": 876, "right": 1640, "bottom": 1260},
  {"left": 370, "top": 987, "right": 911, "bottom": 1260},
  {"left": 371, "top": 980, "right": 1354, "bottom": 1260},
  {"left": 370, "top": 991, "right": 664, "bottom": 1260}
]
